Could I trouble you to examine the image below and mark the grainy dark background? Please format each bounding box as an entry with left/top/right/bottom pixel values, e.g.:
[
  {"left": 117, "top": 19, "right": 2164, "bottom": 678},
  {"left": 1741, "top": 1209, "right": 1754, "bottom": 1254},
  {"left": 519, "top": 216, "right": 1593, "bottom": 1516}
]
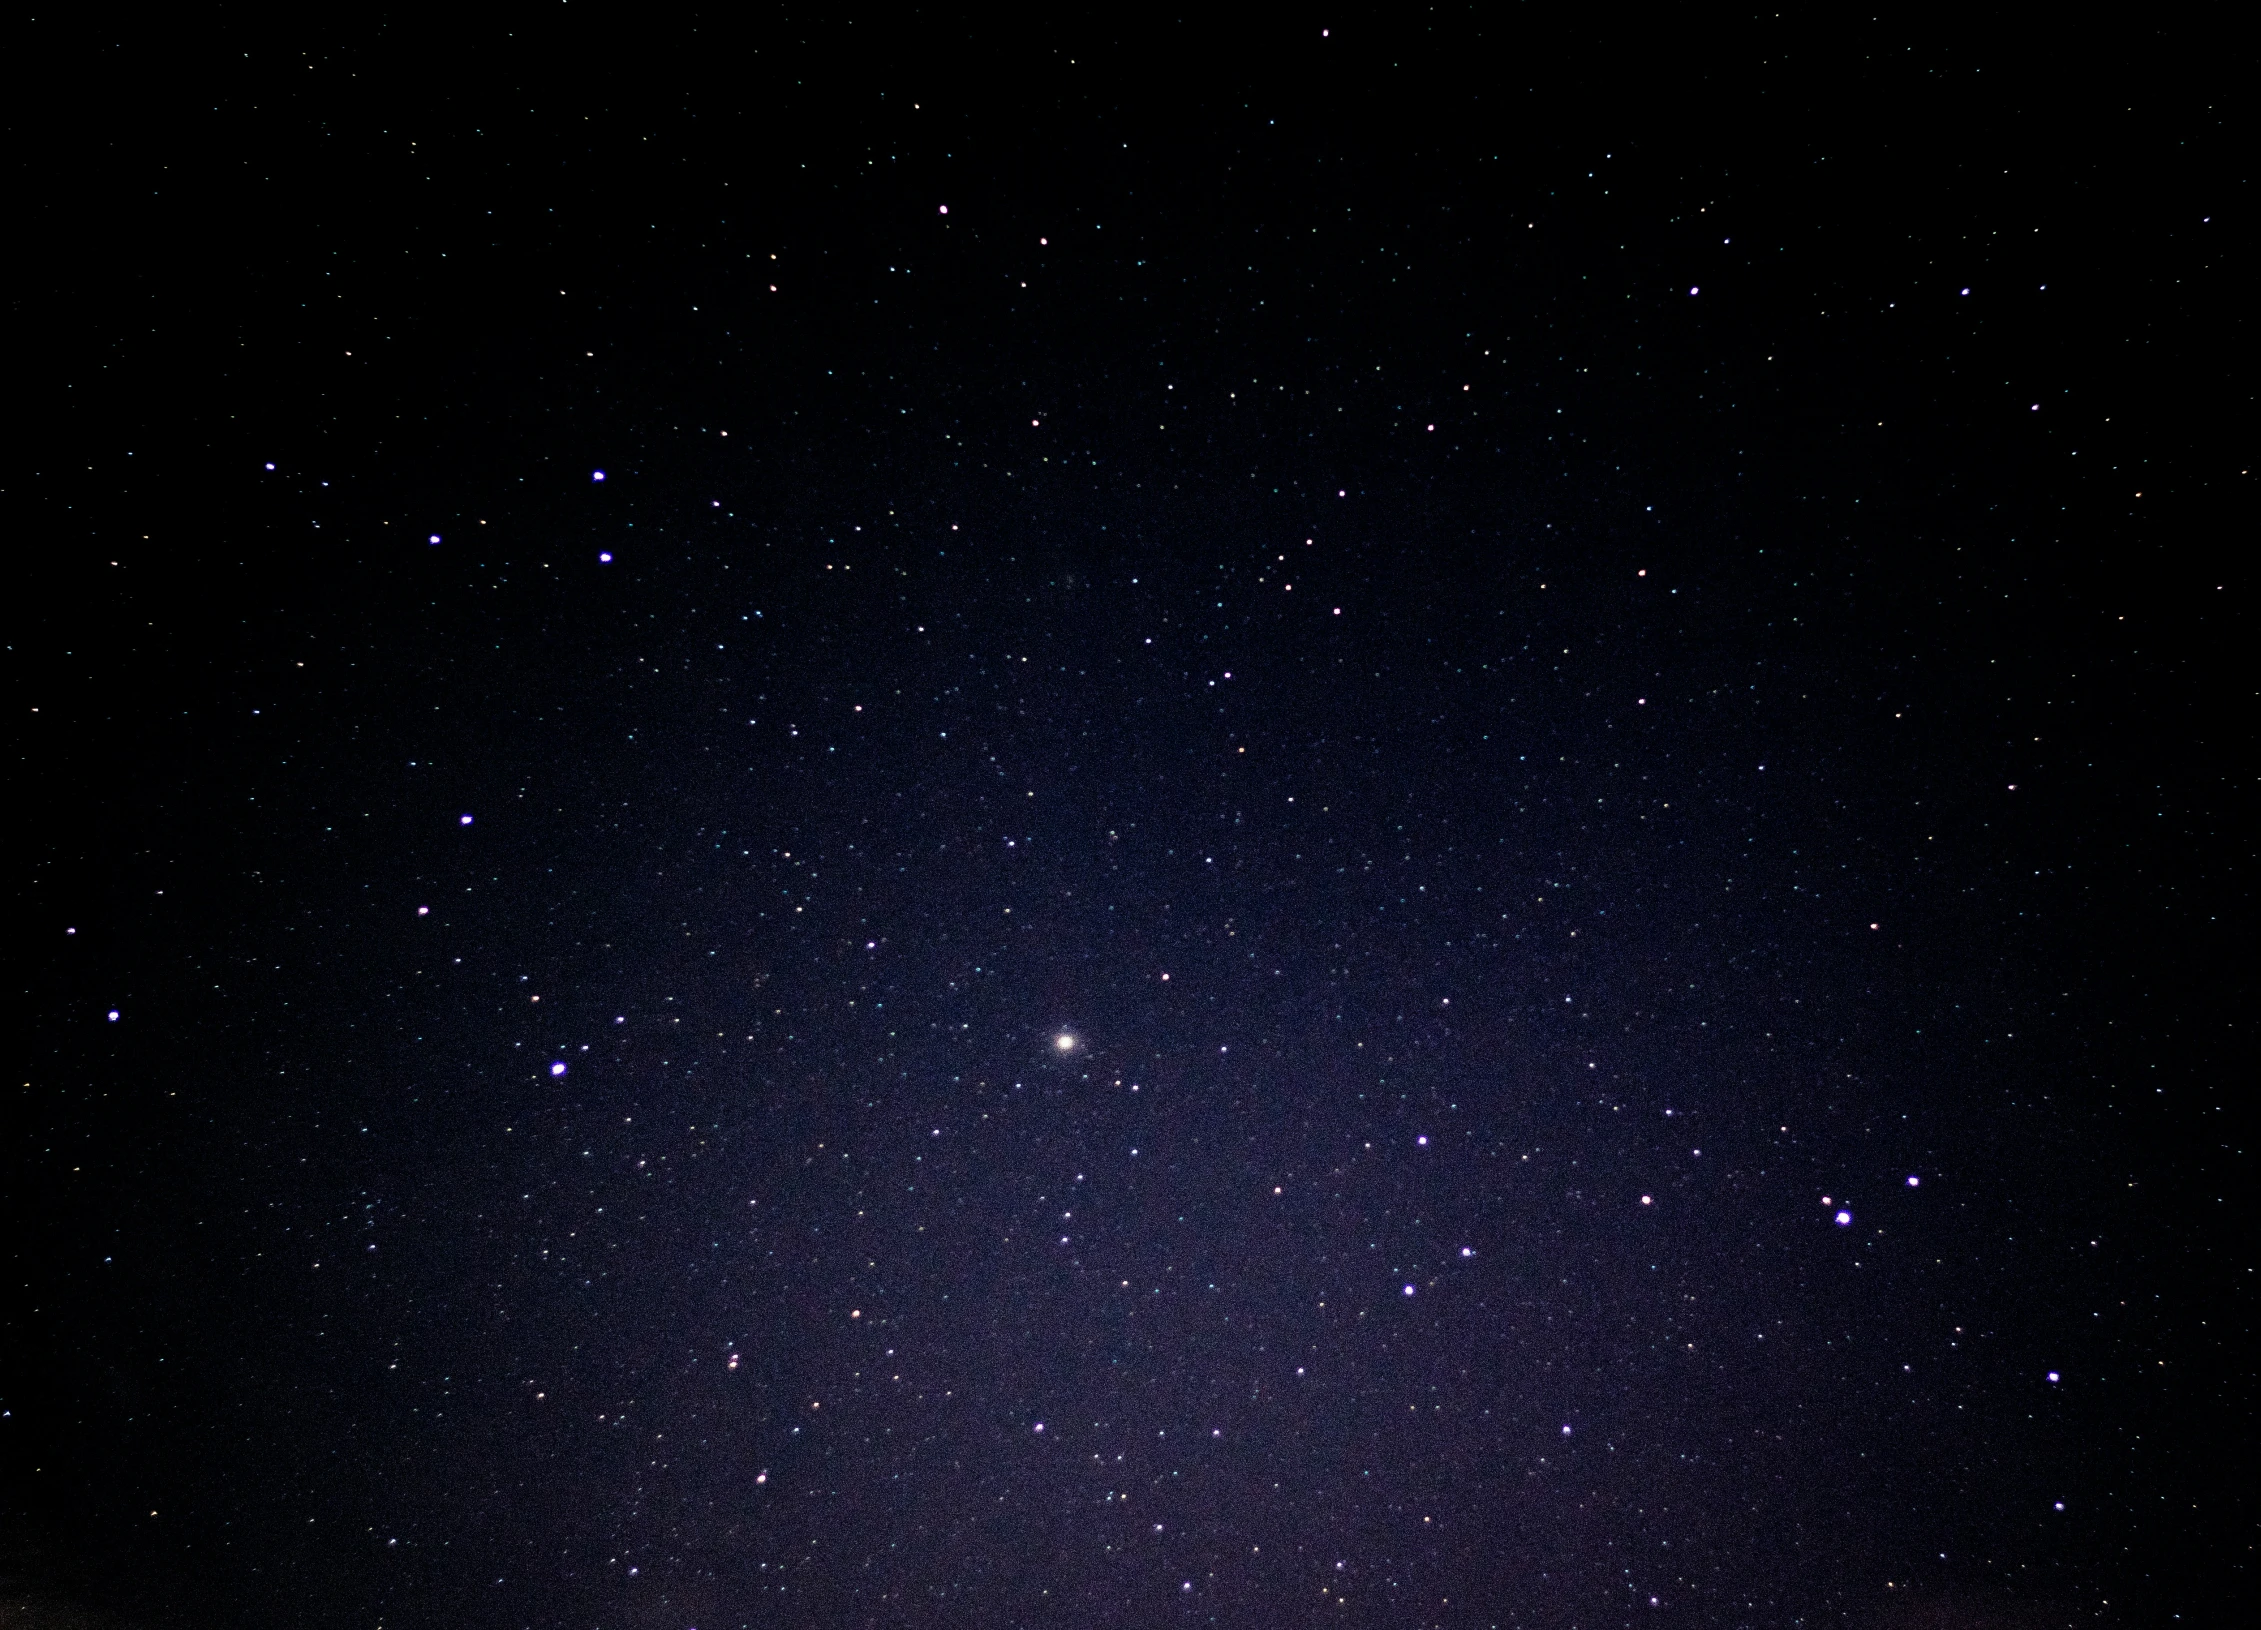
[{"left": 8, "top": 9, "right": 2247, "bottom": 1627}]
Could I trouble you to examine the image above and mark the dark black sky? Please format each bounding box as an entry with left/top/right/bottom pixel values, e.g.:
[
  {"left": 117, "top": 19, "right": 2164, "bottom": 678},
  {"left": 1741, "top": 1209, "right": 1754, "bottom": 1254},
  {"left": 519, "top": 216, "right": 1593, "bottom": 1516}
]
[{"left": 8, "top": 10, "right": 2248, "bottom": 1629}]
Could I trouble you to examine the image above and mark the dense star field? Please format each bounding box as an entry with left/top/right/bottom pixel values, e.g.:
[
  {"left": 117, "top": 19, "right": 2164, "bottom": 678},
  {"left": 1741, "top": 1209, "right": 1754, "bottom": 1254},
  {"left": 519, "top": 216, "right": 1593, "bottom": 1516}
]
[{"left": 8, "top": 13, "right": 2248, "bottom": 1629}]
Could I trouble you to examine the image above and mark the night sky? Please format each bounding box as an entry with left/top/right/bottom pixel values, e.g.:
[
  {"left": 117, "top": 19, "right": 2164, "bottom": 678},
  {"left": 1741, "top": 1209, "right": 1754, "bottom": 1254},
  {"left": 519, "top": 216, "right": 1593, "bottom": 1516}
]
[{"left": 9, "top": 12, "right": 2248, "bottom": 1629}]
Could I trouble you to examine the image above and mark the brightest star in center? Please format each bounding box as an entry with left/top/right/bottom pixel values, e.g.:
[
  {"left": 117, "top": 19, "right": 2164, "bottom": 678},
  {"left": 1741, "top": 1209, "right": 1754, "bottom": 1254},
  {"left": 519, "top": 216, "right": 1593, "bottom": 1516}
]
[{"left": 1054, "top": 1033, "right": 1076, "bottom": 1052}]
